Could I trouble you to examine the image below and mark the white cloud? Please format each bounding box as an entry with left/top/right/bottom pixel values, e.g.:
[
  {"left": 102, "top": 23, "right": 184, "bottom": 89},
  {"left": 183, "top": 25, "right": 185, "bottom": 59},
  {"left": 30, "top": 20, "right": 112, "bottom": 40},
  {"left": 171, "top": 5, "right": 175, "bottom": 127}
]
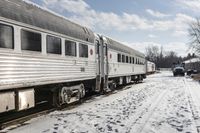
[
  {"left": 146, "top": 9, "right": 171, "bottom": 18},
  {"left": 152, "top": 13, "right": 195, "bottom": 36},
  {"left": 148, "top": 34, "right": 157, "bottom": 38},
  {"left": 176, "top": 0, "right": 200, "bottom": 12},
  {"left": 40, "top": 0, "right": 195, "bottom": 38}
]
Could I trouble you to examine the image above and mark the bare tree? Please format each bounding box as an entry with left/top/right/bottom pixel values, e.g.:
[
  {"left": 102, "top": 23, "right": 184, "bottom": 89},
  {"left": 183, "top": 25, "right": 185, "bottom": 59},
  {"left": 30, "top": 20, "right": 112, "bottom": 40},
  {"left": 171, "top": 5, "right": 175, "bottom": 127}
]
[
  {"left": 145, "top": 45, "right": 183, "bottom": 68},
  {"left": 189, "top": 18, "right": 200, "bottom": 55},
  {"left": 145, "top": 45, "right": 159, "bottom": 63}
]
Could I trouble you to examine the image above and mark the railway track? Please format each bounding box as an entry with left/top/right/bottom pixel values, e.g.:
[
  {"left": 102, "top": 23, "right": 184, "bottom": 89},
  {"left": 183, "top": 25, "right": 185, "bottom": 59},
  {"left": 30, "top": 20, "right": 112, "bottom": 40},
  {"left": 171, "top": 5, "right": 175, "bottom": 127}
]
[
  {"left": 184, "top": 79, "right": 200, "bottom": 133},
  {"left": 0, "top": 82, "right": 137, "bottom": 130},
  {"left": 0, "top": 102, "right": 55, "bottom": 130},
  {"left": 126, "top": 85, "right": 169, "bottom": 133}
]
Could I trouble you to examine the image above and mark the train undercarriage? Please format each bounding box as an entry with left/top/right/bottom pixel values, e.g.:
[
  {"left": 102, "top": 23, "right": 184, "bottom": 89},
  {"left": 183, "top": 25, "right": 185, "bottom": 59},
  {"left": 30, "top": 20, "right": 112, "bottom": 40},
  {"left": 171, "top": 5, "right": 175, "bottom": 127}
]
[{"left": 0, "top": 74, "right": 145, "bottom": 129}]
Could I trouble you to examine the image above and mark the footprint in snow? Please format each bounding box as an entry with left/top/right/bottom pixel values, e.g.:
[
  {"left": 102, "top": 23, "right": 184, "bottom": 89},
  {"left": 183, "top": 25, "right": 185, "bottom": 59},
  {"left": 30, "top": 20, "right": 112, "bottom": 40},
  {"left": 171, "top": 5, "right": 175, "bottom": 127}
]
[{"left": 167, "top": 117, "right": 183, "bottom": 132}]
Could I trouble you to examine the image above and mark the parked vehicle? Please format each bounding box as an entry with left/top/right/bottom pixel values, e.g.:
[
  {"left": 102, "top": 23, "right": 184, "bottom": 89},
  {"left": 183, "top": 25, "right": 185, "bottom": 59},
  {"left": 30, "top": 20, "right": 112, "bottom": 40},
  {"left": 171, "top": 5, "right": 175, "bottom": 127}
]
[{"left": 172, "top": 63, "right": 185, "bottom": 76}]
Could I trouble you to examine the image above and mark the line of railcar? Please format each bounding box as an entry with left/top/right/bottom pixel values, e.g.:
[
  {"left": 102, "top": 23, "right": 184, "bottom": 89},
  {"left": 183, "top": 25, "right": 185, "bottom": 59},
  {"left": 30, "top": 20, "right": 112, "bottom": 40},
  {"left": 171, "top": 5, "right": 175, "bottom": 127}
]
[{"left": 0, "top": 0, "right": 146, "bottom": 115}]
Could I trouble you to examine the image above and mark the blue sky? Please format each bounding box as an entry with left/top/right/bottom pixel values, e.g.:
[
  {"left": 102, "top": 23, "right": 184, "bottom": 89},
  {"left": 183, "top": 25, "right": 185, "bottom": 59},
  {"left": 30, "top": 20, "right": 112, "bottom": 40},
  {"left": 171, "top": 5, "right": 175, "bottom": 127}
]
[{"left": 27, "top": 0, "right": 200, "bottom": 56}]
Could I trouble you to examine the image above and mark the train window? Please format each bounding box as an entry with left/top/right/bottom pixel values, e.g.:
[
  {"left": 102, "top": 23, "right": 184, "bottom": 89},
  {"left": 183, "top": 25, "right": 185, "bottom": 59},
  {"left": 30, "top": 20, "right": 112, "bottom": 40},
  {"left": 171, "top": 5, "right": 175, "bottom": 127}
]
[
  {"left": 65, "top": 40, "right": 76, "bottom": 56},
  {"left": 96, "top": 40, "right": 100, "bottom": 54},
  {"left": 104, "top": 44, "right": 108, "bottom": 56},
  {"left": 47, "top": 35, "right": 61, "bottom": 54},
  {"left": 122, "top": 55, "right": 125, "bottom": 63},
  {"left": 126, "top": 56, "right": 129, "bottom": 63},
  {"left": 129, "top": 57, "right": 132, "bottom": 64},
  {"left": 118, "top": 53, "right": 121, "bottom": 62},
  {"left": 136, "top": 58, "right": 138, "bottom": 64},
  {"left": 132, "top": 57, "right": 134, "bottom": 64},
  {"left": 79, "top": 43, "right": 88, "bottom": 58},
  {"left": 21, "top": 30, "right": 41, "bottom": 52},
  {"left": 0, "top": 24, "right": 14, "bottom": 49}
]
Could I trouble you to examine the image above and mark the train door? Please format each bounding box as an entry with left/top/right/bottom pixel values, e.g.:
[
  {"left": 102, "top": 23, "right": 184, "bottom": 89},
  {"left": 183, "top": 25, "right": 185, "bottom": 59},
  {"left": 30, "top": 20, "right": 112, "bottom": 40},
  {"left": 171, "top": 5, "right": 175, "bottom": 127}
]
[
  {"left": 103, "top": 42, "right": 109, "bottom": 90},
  {"left": 95, "top": 39, "right": 101, "bottom": 92},
  {"left": 96, "top": 35, "right": 109, "bottom": 93}
]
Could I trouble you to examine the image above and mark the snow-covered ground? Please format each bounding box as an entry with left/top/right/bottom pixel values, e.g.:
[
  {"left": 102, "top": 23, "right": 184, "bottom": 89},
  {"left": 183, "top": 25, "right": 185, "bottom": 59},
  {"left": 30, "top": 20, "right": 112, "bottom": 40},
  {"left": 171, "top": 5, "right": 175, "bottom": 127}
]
[{"left": 2, "top": 71, "right": 200, "bottom": 133}]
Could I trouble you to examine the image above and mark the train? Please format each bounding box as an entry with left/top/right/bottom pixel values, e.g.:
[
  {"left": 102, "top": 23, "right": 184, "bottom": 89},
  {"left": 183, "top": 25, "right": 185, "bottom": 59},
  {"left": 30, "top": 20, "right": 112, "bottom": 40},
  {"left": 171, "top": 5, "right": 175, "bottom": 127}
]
[
  {"left": 146, "top": 61, "right": 156, "bottom": 74},
  {"left": 0, "top": 0, "right": 147, "bottom": 115}
]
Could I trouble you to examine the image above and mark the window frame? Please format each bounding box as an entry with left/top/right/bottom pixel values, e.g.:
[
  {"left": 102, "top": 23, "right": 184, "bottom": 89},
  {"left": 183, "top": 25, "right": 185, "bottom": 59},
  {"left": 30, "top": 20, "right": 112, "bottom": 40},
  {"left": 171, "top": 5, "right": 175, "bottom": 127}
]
[
  {"left": 79, "top": 43, "right": 89, "bottom": 58},
  {"left": 21, "top": 29, "right": 42, "bottom": 52},
  {"left": 65, "top": 39, "right": 77, "bottom": 57},
  {"left": 46, "top": 35, "right": 62, "bottom": 55},
  {"left": 0, "top": 23, "right": 14, "bottom": 50},
  {"left": 126, "top": 56, "right": 129, "bottom": 63},
  {"left": 122, "top": 55, "right": 125, "bottom": 63},
  {"left": 117, "top": 53, "right": 121, "bottom": 62}
]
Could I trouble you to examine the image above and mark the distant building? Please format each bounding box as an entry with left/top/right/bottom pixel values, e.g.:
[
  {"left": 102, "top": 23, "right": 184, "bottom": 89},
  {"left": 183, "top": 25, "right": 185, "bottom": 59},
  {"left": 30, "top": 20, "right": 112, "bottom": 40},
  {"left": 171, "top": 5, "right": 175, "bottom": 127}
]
[{"left": 184, "top": 58, "right": 200, "bottom": 72}]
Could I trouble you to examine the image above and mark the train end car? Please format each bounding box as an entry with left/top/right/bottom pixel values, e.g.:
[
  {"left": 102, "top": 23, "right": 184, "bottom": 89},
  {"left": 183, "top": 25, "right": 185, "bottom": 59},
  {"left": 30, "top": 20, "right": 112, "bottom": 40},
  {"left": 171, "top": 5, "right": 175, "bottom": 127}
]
[{"left": 146, "top": 61, "right": 156, "bottom": 74}]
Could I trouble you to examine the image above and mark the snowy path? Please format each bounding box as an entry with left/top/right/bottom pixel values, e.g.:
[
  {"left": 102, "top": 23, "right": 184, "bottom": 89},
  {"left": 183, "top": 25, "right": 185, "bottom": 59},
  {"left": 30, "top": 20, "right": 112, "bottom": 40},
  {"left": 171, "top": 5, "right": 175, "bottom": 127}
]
[{"left": 3, "top": 71, "right": 200, "bottom": 133}]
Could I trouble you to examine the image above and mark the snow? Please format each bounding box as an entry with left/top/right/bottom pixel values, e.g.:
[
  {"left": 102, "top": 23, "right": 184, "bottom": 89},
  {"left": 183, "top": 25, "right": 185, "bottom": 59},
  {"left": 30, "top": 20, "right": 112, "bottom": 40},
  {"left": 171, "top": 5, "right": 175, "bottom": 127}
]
[
  {"left": 184, "top": 58, "right": 200, "bottom": 64},
  {"left": 2, "top": 71, "right": 200, "bottom": 133}
]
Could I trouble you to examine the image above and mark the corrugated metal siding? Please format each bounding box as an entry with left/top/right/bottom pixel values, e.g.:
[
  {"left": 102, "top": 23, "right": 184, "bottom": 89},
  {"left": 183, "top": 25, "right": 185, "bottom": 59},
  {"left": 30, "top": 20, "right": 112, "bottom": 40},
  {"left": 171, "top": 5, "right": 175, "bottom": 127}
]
[
  {"left": 0, "top": 52, "right": 96, "bottom": 90},
  {"left": 108, "top": 63, "right": 146, "bottom": 77}
]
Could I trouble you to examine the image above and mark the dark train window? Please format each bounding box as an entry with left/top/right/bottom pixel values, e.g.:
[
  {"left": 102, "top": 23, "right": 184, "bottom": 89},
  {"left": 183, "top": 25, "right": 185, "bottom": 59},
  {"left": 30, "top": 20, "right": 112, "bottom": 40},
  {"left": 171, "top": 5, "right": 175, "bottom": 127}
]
[
  {"left": 0, "top": 24, "right": 14, "bottom": 49},
  {"left": 65, "top": 40, "right": 76, "bottom": 56},
  {"left": 21, "top": 30, "right": 41, "bottom": 52},
  {"left": 104, "top": 44, "right": 108, "bottom": 56},
  {"left": 122, "top": 55, "right": 125, "bottom": 63},
  {"left": 136, "top": 58, "right": 138, "bottom": 64},
  {"left": 129, "top": 57, "right": 132, "bottom": 64},
  {"left": 132, "top": 57, "right": 134, "bottom": 64},
  {"left": 47, "top": 35, "right": 61, "bottom": 54},
  {"left": 96, "top": 40, "right": 100, "bottom": 54},
  {"left": 118, "top": 54, "right": 121, "bottom": 62},
  {"left": 79, "top": 43, "right": 88, "bottom": 58},
  {"left": 126, "top": 56, "right": 129, "bottom": 63}
]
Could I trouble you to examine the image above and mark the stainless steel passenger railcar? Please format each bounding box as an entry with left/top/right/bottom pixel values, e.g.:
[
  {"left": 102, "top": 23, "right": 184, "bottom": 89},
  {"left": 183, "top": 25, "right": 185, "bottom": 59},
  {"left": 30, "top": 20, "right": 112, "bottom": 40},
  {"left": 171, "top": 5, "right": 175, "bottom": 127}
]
[
  {"left": 0, "top": 0, "right": 146, "bottom": 114},
  {"left": 147, "top": 61, "right": 156, "bottom": 74}
]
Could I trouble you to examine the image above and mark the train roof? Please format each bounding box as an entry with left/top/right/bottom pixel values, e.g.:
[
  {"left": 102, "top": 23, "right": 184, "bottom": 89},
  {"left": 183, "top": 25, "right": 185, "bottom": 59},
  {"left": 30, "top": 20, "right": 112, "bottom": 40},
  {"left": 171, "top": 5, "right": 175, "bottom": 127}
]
[
  {"left": 0, "top": 0, "right": 95, "bottom": 43},
  {"left": 105, "top": 37, "right": 145, "bottom": 58},
  {"left": 147, "top": 61, "right": 155, "bottom": 64}
]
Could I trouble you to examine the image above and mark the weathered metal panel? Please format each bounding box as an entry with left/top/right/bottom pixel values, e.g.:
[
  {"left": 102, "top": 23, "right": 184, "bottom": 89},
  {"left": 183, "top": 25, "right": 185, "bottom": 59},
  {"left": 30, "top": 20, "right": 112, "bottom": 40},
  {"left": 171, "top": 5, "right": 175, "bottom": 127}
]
[
  {"left": 0, "top": 0, "right": 95, "bottom": 43},
  {"left": 18, "top": 88, "right": 35, "bottom": 111},
  {"left": 0, "top": 91, "right": 15, "bottom": 113}
]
